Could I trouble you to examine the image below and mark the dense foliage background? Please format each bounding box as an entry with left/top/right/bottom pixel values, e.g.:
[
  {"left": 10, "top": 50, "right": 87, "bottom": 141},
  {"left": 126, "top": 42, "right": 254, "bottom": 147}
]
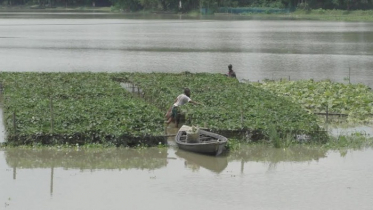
[{"left": 2, "top": 0, "right": 373, "bottom": 12}]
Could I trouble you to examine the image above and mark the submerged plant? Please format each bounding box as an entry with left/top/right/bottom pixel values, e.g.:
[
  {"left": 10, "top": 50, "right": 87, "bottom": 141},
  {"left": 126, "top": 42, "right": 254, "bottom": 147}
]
[
  {"left": 267, "top": 125, "right": 296, "bottom": 148},
  {"left": 268, "top": 124, "right": 281, "bottom": 148},
  {"left": 326, "top": 131, "right": 373, "bottom": 149}
]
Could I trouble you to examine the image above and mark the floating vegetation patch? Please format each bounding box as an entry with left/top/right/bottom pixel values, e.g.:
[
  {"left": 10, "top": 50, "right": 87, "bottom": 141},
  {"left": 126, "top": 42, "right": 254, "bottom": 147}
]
[
  {"left": 0, "top": 72, "right": 328, "bottom": 146},
  {"left": 0, "top": 72, "right": 165, "bottom": 146},
  {"left": 116, "top": 72, "right": 326, "bottom": 141},
  {"left": 252, "top": 79, "right": 373, "bottom": 123}
]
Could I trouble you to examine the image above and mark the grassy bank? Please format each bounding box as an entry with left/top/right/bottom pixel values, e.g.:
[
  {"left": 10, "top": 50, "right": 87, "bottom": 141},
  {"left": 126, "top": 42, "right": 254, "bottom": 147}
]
[
  {"left": 0, "top": 5, "right": 112, "bottom": 12},
  {"left": 289, "top": 9, "right": 373, "bottom": 21},
  {"left": 231, "top": 9, "right": 373, "bottom": 21},
  {"left": 2, "top": 6, "right": 373, "bottom": 22}
]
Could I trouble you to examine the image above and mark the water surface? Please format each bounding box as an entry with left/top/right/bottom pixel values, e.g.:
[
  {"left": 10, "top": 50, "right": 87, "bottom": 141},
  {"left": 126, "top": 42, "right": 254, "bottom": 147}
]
[
  {"left": 1, "top": 13, "right": 373, "bottom": 209},
  {"left": 1, "top": 13, "right": 373, "bottom": 86},
  {"left": 1, "top": 146, "right": 372, "bottom": 210}
]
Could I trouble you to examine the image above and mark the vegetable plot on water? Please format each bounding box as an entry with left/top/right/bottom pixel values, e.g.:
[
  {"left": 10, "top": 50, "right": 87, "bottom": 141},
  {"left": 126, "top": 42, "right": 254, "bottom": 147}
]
[
  {"left": 252, "top": 80, "right": 373, "bottom": 122},
  {"left": 119, "top": 72, "right": 324, "bottom": 140},
  {"left": 0, "top": 72, "right": 326, "bottom": 145},
  {"left": 0, "top": 72, "right": 165, "bottom": 145}
]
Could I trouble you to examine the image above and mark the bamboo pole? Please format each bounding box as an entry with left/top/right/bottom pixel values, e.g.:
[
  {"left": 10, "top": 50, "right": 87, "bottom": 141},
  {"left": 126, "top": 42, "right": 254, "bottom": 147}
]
[
  {"left": 50, "top": 167, "right": 54, "bottom": 195},
  {"left": 50, "top": 96, "right": 54, "bottom": 133},
  {"left": 13, "top": 167, "right": 16, "bottom": 180},
  {"left": 241, "top": 109, "right": 243, "bottom": 128},
  {"left": 13, "top": 111, "right": 16, "bottom": 136}
]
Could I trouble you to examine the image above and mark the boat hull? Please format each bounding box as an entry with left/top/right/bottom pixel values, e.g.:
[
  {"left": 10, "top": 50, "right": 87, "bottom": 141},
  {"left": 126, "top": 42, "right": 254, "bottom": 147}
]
[{"left": 175, "top": 125, "right": 228, "bottom": 156}]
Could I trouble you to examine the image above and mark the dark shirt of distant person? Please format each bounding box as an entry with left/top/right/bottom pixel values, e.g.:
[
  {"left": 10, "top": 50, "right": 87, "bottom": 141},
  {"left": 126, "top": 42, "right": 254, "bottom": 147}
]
[{"left": 226, "top": 64, "right": 236, "bottom": 78}]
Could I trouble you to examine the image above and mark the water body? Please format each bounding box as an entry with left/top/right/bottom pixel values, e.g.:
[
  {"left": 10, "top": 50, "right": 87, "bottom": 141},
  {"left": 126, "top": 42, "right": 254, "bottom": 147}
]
[
  {"left": 0, "top": 146, "right": 372, "bottom": 210},
  {"left": 1, "top": 13, "right": 373, "bottom": 86},
  {"left": 1, "top": 13, "right": 373, "bottom": 209}
]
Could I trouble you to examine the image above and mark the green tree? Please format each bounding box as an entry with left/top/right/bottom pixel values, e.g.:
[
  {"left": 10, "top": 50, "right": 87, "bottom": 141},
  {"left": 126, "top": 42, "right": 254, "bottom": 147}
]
[
  {"left": 110, "top": 0, "right": 143, "bottom": 11},
  {"left": 139, "top": 0, "right": 158, "bottom": 9}
]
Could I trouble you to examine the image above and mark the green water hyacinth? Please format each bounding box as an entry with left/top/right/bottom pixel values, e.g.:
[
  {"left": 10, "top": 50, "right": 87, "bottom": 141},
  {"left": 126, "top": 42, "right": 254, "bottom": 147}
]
[
  {"left": 118, "top": 72, "right": 325, "bottom": 141},
  {"left": 252, "top": 79, "right": 373, "bottom": 122},
  {"left": 0, "top": 72, "right": 165, "bottom": 146},
  {"left": 0, "top": 72, "right": 326, "bottom": 145}
]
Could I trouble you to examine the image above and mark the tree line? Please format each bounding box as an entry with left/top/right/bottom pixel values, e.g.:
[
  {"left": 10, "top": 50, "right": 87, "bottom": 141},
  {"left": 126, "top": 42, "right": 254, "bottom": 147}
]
[{"left": 2, "top": 0, "right": 373, "bottom": 12}]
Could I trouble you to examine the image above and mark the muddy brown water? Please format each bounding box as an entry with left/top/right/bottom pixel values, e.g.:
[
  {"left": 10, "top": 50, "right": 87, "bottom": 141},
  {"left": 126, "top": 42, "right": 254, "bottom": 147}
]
[
  {"left": 1, "top": 13, "right": 373, "bottom": 209},
  {"left": 1, "top": 146, "right": 373, "bottom": 210},
  {"left": 1, "top": 13, "right": 373, "bottom": 86}
]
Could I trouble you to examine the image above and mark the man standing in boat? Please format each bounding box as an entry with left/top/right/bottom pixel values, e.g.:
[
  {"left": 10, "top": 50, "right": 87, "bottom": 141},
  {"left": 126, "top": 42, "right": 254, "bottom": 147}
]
[
  {"left": 226, "top": 64, "right": 237, "bottom": 78},
  {"left": 165, "top": 88, "right": 200, "bottom": 128}
]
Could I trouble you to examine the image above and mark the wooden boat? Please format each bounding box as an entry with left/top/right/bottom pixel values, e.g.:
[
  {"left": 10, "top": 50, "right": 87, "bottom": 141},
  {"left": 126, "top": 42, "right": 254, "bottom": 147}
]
[{"left": 175, "top": 125, "right": 228, "bottom": 156}]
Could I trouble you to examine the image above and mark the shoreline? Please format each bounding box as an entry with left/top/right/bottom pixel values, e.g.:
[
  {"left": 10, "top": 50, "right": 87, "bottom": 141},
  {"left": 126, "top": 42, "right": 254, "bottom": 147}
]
[{"left": 1, "top": 6, "right": 373, "bottom": 21}]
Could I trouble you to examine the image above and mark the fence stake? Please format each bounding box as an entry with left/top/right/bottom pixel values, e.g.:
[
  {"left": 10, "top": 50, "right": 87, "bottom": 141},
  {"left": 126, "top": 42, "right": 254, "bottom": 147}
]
[
  {"left": 50, "top": 96, "right": 54, "bottom": 133},
  {"left": 13, "top": 111, "right": 16, "bottom": 136},
  {"left": 241, "top": 110, "right": 243, "bottom": 128}
]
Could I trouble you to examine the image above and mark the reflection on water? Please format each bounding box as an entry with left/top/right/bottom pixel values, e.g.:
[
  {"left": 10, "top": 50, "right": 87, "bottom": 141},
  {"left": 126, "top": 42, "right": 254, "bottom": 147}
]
[
  {"left": 1, "top": 145, "right": 328, "bottom": 193},
  {"left": 3, "top": 145, "right": 329, "bottom": 172},
  {"left": 1, "top": 146, "right": 373, "bottom": 210},
  {"left": 230, "top": 144, "right": 327, "bottom": 163},
  {"left": 229, "top": 144, "right": 328, "bottom": 173},
  {"left": 4, "top": 147, "right": 168, "bottom": 170},
  {"left": 175, "top": 149, "right": 228, "bottom": 173}
]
